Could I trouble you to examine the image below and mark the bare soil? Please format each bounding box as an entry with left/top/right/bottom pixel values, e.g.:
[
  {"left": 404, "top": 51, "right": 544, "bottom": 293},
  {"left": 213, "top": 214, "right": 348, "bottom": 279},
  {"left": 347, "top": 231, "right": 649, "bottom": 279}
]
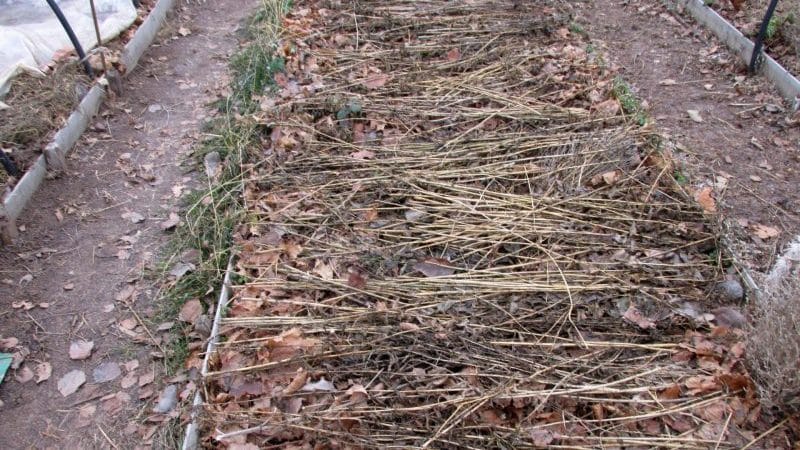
[
  {"left": 0, "top": 0, "right": 257, "bottom": 448},
  {"left": 576, "top": 0, "right": 800, "bottom": 272}
]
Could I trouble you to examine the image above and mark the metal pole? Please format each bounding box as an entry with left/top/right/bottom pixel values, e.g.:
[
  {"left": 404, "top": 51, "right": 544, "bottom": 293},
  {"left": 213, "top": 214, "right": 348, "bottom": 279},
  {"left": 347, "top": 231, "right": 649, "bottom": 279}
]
[
  {"left": 89, "top": 0, "right": 108, "bottom": 73},
  {"left": 45, "top": 0, "right": 94, "bottom": 77},
  {"left": 749, "top": 0, "right": 781, "bottom": 74}
]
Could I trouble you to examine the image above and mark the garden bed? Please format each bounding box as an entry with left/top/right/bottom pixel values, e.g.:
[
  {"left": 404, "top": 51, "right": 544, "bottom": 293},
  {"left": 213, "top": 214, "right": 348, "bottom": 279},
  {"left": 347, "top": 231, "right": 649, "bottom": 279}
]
[{"left": 190, "top": 0, "right": 796, "bottom": 448}]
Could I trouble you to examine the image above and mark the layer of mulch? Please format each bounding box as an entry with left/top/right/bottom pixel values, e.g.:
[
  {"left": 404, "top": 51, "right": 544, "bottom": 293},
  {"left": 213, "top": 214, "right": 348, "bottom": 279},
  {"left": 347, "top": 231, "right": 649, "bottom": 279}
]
[
  {"left": 195, "top": 0, "right": 796, "bottom": 448},
  {"left": 702, "top": 0, "right": 800, "bottom": 74}
]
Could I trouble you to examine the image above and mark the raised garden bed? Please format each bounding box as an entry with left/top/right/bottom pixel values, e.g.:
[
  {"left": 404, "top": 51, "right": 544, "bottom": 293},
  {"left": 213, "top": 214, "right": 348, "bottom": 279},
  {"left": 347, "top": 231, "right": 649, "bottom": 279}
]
[{"left": 188, "top": 0, "right": 795, "bottom": 448}]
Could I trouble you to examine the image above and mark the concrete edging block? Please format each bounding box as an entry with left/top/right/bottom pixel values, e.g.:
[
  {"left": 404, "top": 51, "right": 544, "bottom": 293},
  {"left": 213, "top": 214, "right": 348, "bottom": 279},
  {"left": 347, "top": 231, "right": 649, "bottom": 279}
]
[
  {"left": 681, "top": 0, "right": 800, "bottom": 108},
  {"left": 121, "top": 0, "right": 177, "bottom": 74}
]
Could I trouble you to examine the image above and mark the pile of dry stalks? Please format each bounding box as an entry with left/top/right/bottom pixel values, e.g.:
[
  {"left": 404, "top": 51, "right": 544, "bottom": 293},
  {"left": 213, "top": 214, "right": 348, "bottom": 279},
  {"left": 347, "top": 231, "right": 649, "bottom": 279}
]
[{"left": 196, "top": 0, "right": 795, "bottom": 447}]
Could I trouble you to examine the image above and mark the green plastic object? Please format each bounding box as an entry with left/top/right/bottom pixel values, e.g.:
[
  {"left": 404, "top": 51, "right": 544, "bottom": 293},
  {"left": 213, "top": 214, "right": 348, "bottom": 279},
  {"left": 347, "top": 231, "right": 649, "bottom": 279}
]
[{"left": 0, "top": 353, "right": 13, "bottom": 384}]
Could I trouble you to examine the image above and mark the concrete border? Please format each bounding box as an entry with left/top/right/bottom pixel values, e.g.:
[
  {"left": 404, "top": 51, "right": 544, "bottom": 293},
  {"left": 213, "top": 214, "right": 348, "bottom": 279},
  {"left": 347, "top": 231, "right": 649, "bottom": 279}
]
[
  {"left": 681, "top": 0, "right": 800, "bottom": 109},
  {"left": 121, "top": 0, "right": 177, "bottom": 72},
  {"left": 0, "top": 0, "right": 177, "bottom": 242},
  {"left": 182, "top": 258, "right": 235, "bottom": 450}
]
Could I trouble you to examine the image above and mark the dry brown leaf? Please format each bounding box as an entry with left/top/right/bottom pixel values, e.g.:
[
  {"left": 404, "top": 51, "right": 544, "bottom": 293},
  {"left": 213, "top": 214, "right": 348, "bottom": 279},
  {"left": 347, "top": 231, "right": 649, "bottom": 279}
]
[
  {"left": 15, "top": 366, "right": 34, "bottom": 383},
  {"left": 399, "top": 322, "right": 420, "bottom": 332},
  {"left": 750, "top": 223, "right": 779, "bottom": 239},
  {"left": 347, "top": 271, "right": 367, "bottom": 289},
  {"left": 685, "top": 375, "right": 720, "bottom": 395},
  {"left": 363, "top": 73, "right": 389, "bottom": 90},
  {"left": 660, "top": 384, "right": 682, "bottom": 400},
  {"left": 58, "top": 370, "right": 86, "bottom": 396},
  {"left": 364, "top": 207, "right": 379, "bottom": 222},
  {"left": 69, "top": 340, "right": 94, "bottom": 360},
  {"left": 178, "top": 299, "right": 203, "bottom": 324},
  {"left": 594, "top": 99, "right": 620, "bottom": 117},
  {"left": 623, "top": 305, "right": 656, "bottom": 329},
  {"left": 445, "top": 47, "right": 461, "bottom": 62},
  {"left": 313, "top": 260, "right": 335, "bottom": 280},
  {"left": 413, "top": 258, "right": 455, "bottom": 277},
  {"left": 350, "top": 150, "right": 375, "bottom": 160},
  {"left": 159, "top": 212, "right": 180, "bottom": 231},
  {"left": 694, "top": 186, "right": 716, "bottom": 213},
  {"left": 529, "top": 429, "right": 558, "bottom": 446},
  {"left": 284, "top": 369, "right": 308, "bottom": 395},
  {"left": 34, "top": 361, "right": 52, "bottom": 383}
]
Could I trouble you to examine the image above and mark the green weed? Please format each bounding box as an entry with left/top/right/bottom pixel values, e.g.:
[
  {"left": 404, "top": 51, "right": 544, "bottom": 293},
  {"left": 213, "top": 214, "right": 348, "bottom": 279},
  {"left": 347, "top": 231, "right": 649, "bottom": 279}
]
[{"left": 611, "top": 77, "right": 648, "bottom": 126}]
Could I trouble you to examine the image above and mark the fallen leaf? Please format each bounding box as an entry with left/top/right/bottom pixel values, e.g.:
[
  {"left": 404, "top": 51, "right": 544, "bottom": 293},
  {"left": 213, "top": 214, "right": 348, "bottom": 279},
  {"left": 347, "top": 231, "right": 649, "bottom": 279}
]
[
  {"left": 362, "top": 73, "right": 389, "bottom": 90},
  {"left": 123, "top": 360, "right": 140, "bottom": 372},
  {"left": 115, "top": 284, "right": 137, "bottom": 302},
  {"left": 177, "top": 26, "right": 191, "bottom": 37},
  {"left": 347, "top": 271, "right": 367, "bottom": 289},
  {"left": 685, "top": 375, "right": 719, "bottom": 395},
  {"left": 69, "top": 340, "right": 94, "bottom": 360},
  {"left": 364, "top": 207, "right": 379, "bottom": 222},
  {"left": 284, "top": 369, "right": 308, "bottom": 395},
  {"left": 12, "top": 301, "right": 35, "bottom": 310},
  {"left": 687, "top": 109, "right": 703, "bottom": 123},
  {"left": 694, "top": 186, "right": 716, "bottom": 213},
  {"left": 58, "top": 370, "right": 86, "bottom": 396},
  {"left": 594, "top": 99, "right": 620, "bottom": 117},
  {"left": 122, "top": 212, "right": 145, "bottom": 224},
  {"left": 529, "top": 429, "right": 558, "bottom": 446},
  {"left": 178, "top": 299, "right": 203, "bottom": 324},
  {"left": 93, "top": 362, "right": 122, "bottom": 383},
  {"left": 445, "top": 47, "right": 461, "bottom": 62},
  {"left": 623, "top": 305, "right": 656, "bottom": 329},
  {"left": 350, "top": 150, "right": 375, "bottom": 160},
  {"left": 750, "top": 223, "right": 779, "bottom": 239},
  {"left": 301, "top": 377, "right": 336, "bottom": 392},
  {"left": 413, "top": 258, "right": 455, "bottom": 277},
  {"left": 15, "top": 366, "right": 34, "bottom": 383},
  {"left": 159, "top": 212, "right": 180, "bottom": 231},
  {"left": 659, "top": 78, "right": 677, "bottom": 86},
  {"left": 399, "top": 322, "right": 420, "bottom": 332},
  {"left": 138, "top": 370, "right": 155, "bottom": 387},
  {"left": 34, "top": 362, "right": 52, "bottom": 383},
  {"left": 120, "top": 371, "right": 137, "bottom": 389},
  {"left": 0, "top": 337, "right": 19, "bottom": 349},
  {"left": 749, "top": 175, "right": 762, "bottom": 182},
  {"left": 312, "top": 260, "right": 334, "bottom": 280},
  {"left": 660, "top": 384, "right": 682, "bottom": 400}
]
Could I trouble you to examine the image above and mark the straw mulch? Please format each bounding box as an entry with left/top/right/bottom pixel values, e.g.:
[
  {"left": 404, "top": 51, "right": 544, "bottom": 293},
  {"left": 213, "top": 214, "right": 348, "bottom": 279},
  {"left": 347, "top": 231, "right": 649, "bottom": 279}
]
[{"left": 197, "top": 1, "right": 791, "bottom": 448}]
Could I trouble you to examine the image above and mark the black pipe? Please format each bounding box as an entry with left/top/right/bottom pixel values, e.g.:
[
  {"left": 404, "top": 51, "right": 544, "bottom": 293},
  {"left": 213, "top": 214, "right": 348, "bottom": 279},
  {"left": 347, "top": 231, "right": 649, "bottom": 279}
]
[
  {"left": 0, "top": 152, "right": 20, "bottom": 178},
  {"left": 45, "top": 0, "right": 94, "bottom": 77},
  {"left": 749, "top": 0, "right": 781, "bottom": 74}
]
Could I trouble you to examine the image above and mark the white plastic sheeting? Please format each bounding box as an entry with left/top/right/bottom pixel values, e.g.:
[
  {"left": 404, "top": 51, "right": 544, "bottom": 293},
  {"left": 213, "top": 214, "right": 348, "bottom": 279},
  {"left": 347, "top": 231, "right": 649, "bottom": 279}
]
[{"left": 0, "top": 0, "right": 137, "bottom": 95}]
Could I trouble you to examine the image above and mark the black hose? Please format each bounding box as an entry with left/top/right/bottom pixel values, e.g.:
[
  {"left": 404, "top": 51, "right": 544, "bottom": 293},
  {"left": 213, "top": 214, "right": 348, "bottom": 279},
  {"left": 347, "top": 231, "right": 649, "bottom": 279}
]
[
  {"left": 749, "top": 0, "right": 781, "bottom": 74},
  {"left": 0, "top": 151, "right": 20, "bottom": 177},
  {"left": 45, "top": 0, "right": 94, "bottom": 77}
]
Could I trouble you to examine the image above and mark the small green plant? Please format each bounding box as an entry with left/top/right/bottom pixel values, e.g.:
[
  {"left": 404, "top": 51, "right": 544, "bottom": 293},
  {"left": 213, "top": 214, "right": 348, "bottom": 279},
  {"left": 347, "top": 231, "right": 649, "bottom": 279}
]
[
  {"left": 611, "top": 77, "right": 648, "bottom": 126},
  {"left": 568, "top": 22, "right": 586, "bottom": 36},
  {"left": 673, "top": 170, "right": 689, "bottom": 185},
  {"left": 765, "top": 13, "right": 796, "bottom": 41}
]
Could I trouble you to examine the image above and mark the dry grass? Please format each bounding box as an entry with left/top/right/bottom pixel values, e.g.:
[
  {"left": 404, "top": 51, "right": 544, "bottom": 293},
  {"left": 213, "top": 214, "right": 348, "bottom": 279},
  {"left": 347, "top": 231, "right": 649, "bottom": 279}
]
[
  {"left": 192, "top": 0, "right": 793, "bottom": 447},
  {"left": 747, "top": 275, "right": 800, "bottom": 414},
  {"left": 0, "top": 63, "right": 86, "bottom": 174}
]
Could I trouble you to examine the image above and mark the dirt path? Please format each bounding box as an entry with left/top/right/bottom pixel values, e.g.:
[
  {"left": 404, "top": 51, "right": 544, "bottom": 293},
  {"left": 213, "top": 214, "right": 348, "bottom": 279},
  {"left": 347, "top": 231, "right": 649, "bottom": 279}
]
[
  {"left": 576, "top": 0, "right": 800, "bottom": 271},
  {"left": 0, "top": 0, "right": 257, "bottom": 447}
]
